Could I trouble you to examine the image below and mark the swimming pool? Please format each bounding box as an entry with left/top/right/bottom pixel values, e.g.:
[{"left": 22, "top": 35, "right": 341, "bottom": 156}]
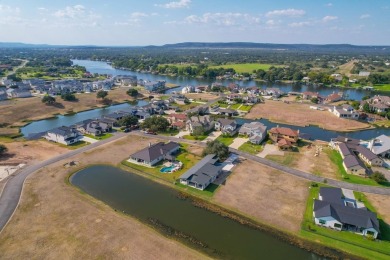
[{"left": 160, "top": 166, "right": 175, "bottom": 173}]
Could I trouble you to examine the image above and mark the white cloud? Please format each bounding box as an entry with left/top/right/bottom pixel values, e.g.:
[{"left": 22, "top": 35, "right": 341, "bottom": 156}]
[
  {"left": 183, "top": 12, "right": 260, "bottom": 26},
  {"left": 0, "top": 5, "right": 20, "bottom": 14},
  {"left": 360, "top": 14, "right": 370, "bottom": 19},
  {"left": 326, "top": 3, "right": 333, "bottom": 7},
  {"left": 289, "top": 21, "right": 311, "bottom": 27},
  {"left": 0, "top": 5, "right": 23, "bottom": 25},
  {"left": 51, "top": 5, "right": 101, "bottom": 28},
  {"left": 131, "top": 12, "right": 148, "bottom": 18},
  {"left": 266, "top": 9, "right": 305, "bottom": 17},
  {"left": 53, "top": 5, "right": 86, "bottom": 19},
  {"left": 322, "top": 15, "right": 338, "bottom": 22},
  {"left": 155, "top": 0, "right": 191, "bottom": 9}
]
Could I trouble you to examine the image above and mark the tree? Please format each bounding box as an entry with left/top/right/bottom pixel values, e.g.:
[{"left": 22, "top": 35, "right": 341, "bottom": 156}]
[
  {"left": 310, "top": 97, "right": 319, "bottom": 104},
  {"left": 42, "top": 95, "right": 56, "bottom": 105},
  {"left": 126, "top": 89, "right": 138, "bottom": 97},
  {"left": 96, "top": 90, "right": 108, "bottom": 100},
  {"left": 202, "top": 140, "right": 229, "bottom": 160},
  {"left": 370, "top": 172, "right": 388, "bottom": 184},
  {"left": 0, "top": 144, "right": 7, "bottom": 156},
  {"left": 61, "top": 92, "right": 77, "bottom": 101},
  {"left": 141, "top": 116, "right": 170, "bottom": 132},
  {"left": 118, "top": 115, "right": 138, "bottom": 127},
  {"left": 192, "top": 126, "right": 205, "bottom": 138},
  {"left": 362, "top": 102, "right": 371, "bottom": 113}
]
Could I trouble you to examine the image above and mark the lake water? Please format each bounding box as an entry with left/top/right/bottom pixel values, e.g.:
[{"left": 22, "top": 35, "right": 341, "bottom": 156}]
[
  {"left": 72, "top": 59, "right": 382, "bottom": 100},
  {"left": 21, "top": 100, "right": 148, "bottom": 137},
  {"left": 71, "top": 165, "right": 327, "bottom": 260}
]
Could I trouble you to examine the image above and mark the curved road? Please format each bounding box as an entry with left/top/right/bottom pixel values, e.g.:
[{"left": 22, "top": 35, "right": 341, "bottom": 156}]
[
  {"left": 1, "top": 131, "right": 390, "bottom": 233},
  {"left": 0, "top": 132, "right": 127, "bottom": 232}
]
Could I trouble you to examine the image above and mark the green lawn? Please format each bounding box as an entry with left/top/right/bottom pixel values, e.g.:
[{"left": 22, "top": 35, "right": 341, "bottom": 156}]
[
  {"left": 238, "top": 141, "right": 263, "bottom": 155},
  {"left": 175, "top": 183, "right": 219, "bottom": 199},
  {"left": 214, "top": 102, "right": 229, "bottom": 108},
  {"left": 216, "top": 134, "right": 237, "bottom": 146},
  {"left": 209, "top": 63, "right": 279, "bottom": 73},
  {"left": 325, "top": 149, "right": 389, "bottom": 187},
  {"left": 84, "top": 133, "right": 113, "bottom": 140},
  {"left": 238, "top": 105, "right": 253, "bottom": 112},
  {"left": 59, "top": 140, "right": 88, "bottom": 150},
  {"left": 158, "top": 129, "right": 179, "bottom": 136},
  {"left": 300, "top": 184, "right": 390, "bottom": 260},
  {"left": 373, "top": 84, "right": 390, "bottom": 91},
  {"left": 121, "top": 143, "right": 201, "bottom": 182}
]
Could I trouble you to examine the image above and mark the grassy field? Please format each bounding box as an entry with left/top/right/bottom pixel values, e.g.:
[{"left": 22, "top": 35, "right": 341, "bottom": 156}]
[
  {"left": 216, "top": 134, "right": 237, "bottom": 146},
  {"left": 238, "top": 142, "right": 263, "bottom": 155},
  {"left": 229, "top": 103, "right": 241, "bottom": 110},
  {"left": 209, "top": 63, "right": 279, "bottom": 73},
  {"left": 266, "top": 153, "right": 299, "bottom": 167},
  {"left": 84, "top": 133, "right": 113, "bottom": 140},
  {"left": 121, "top": 143, "right": 201, "bottom": 183},
  {"left": 325, "top": 149, "right": 389, "bottom": 187},
  {"left": 373, "top": 84, "right": 390, "bottom": 91},
  {"left": 300, "top": 184, "right": 390, "bottom": 260},
  {"left": 238, "top": 105, "right": 253, "bottom": 112}
]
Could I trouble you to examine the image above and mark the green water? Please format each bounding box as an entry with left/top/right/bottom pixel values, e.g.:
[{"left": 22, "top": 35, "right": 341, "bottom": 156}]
[{"left": 71, "top": 165, "right": 327, "bottom": 259}]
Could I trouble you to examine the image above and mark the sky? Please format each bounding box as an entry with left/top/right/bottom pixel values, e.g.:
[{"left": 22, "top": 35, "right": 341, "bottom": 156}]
[{"left": 0, "top": 0, "right": 389, "bottom": 46}]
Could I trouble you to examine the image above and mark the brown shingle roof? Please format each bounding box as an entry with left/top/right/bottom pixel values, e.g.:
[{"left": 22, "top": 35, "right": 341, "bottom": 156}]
[{"left": 269, "top": 127, "right": 298, "bottom": 137}]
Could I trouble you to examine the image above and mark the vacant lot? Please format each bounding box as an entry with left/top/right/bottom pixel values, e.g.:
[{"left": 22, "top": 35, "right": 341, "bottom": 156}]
[
  {"left": 209, "top": 63, "right": 279, "bottom": 73},
  {"left": 0, "top": 135, "right": 207, "bottom": 259},
  {"left": 364, "top": 193, "right": 390, "bottom": 224},
  {"left": 246, "top": 100, "right": 370, "bottom": 131},
  {"left": 213, "top": 160, "right": 309, "bottom": 233},
  {"left": 0, "top": 88, "right": 135, "bottom": 129},
  {"left": 0, "top": 139, "right": 68, "bottom": 165},
  {"left": 185, "top": 93, "right": 219, "bottom": 101}
]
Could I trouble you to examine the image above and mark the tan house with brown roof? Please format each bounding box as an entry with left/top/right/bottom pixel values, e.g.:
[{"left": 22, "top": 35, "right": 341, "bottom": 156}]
[{"left": 269, "top": 127, "right": 299, "bottom": 145}]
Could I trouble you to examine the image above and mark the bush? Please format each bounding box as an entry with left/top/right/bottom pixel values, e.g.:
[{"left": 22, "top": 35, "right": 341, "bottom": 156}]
[{"left": 370, "top": 171, "right": 388, "bottom": 183}]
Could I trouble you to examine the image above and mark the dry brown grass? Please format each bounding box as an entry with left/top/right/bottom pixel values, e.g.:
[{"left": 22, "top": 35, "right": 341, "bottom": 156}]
[
  {"left": 245, "top": 100, "right": 370, "bottom": 131},
  {"left": 0, "top": 135, "right": 208, "bottom": 260},
  {"left": 364, "top": 193, "right": 390, "bottom": 224},
  {"left": 337, "top": 59, "right": 358, "bottom": 77},
  {"left": 185, "top": 93, "right": 219, "bottom": 101},
  {"left": 213, "top": 159, "right": 309, "bottom": 233},
  {"left": 0, "top": 88, "right": 135, "bottom": 128}
]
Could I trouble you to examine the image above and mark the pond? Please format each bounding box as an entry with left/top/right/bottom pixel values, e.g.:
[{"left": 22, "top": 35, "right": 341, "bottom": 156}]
[{"left": 71, "top": 165, "right": 327, "bottom": 259}]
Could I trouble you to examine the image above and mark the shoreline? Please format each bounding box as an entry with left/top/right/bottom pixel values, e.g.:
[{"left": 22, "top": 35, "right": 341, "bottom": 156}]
[{"left": 68, "top": 164, "right": 358, "bottom": 260}]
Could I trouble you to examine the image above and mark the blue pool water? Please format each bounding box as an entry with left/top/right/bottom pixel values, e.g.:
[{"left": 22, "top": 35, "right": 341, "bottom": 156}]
[{"left": 160, "top": 166, "right": 175, "bottom": 173}]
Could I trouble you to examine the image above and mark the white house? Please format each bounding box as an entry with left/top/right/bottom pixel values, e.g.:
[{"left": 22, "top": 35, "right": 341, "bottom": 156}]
[
  {"left": 214, "top": 118, "right": 238, "bottom": 136},
  {"left": 368, "top": 135, "right": 390, "bottom": 158},
  {"left": 181, "top": 85, "right": 195, "bottom": 94},
  {"left": 239, "top": 122, "right": 267, "bottom": 144},
  {"left": 44, "top": 126, "right": 81, "bottom": 145},
  {"left": 330, "top": 105, "right": 359, "bottom": 120}
]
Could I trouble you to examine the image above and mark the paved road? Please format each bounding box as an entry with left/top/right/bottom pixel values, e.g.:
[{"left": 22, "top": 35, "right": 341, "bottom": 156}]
[
  {"left": 0, "top": 132, "right": 127, "bottom": 233},
  {"left": 132, "top": 132, "right": 390, "bottom": 196}
]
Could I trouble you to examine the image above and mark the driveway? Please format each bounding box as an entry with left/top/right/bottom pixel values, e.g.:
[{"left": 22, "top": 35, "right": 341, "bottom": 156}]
[
  {"left": 80, "top": 136, "right": 99, "bottom": 143},
  {"left": 202, "top": 131, "right": 221, "bottom": 143},
  {"left": 257, "top": 144, "right": 284, "bottom": 158},
  {"left": 229, "top": 137, "right": 248, "bottom": 149},
  {"left": 175, "top": 130, "right": 190, "bottom": 138}
]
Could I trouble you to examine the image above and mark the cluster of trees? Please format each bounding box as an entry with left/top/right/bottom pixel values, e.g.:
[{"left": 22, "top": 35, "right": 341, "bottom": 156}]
[
  {"left": 370, "top": 172, "right": 388, "bottom": 184},
  {"left": 41, "top": 95, "right": 56, "bottom": 105},
  {"left": 202, "top": 140, "right": 229, "bottom": 160},
  {"left": 368, "top": 73, "right": 390, "bottom": 84},
  {"left": 141, "top": 116, "right": 170, "bottom": 132},
  {"left": 96, "top": 90, "right": 108, "bottom": 100},
  {"left": 126, "top": 89, "right": 138, "bottom": 97},
  {"left": 117, "top": 115, "right": 138, "bottom": 127},
  {"left": 61, "top": 92, "right": 77, "bottom": 101}
]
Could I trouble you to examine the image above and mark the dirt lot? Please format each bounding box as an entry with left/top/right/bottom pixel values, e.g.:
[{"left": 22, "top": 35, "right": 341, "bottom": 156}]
[
  {"left": 213, "top": 159, "right": 309, "bottom": 233},
  {"left": 0, "top": 88, "right": 135, "bottom": 130},
  {"left": 0, "top": 135, "right": 207, "bottom": 259},
  {"left": 245, "top": 100, "right": 370, "bottom": 131},
  {"left": 0, "top": 139, "right": 69, "bottom": 165},
  {"left": 185, "top": 93, "right": 219, "bottom": 101},
  {"left": 365, "top": 193, "right": 390, "bottom": 224}
]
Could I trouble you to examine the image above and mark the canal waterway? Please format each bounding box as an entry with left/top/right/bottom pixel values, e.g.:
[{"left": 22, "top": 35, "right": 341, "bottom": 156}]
[
  {"left": 21, "top": 100, "right": 148, "bottom": 137},
  {"left": 72, "top": 59, "right": 382, "bottom": 100},
  {"left": 71, "top": 165, "right": 327, "bottom": 260}
]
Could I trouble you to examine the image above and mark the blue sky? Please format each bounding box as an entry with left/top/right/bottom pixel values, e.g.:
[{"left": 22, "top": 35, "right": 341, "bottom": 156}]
[{"left": 0, "top": 0, "right": 389, "bottom": 45}]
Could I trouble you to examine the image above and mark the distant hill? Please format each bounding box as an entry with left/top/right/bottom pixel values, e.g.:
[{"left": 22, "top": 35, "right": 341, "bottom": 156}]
[{"left": 159, "top": 42, "right": 390, "bottom": 53}]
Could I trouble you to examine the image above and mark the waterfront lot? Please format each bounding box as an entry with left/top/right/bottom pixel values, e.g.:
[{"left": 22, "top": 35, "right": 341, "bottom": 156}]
[
  {"left": 0, "top": 88, "right": 135, "bottom": 131},
  {"left": 301, "top": 184, "right": 390, "bottom": 260},
  {"left": 209, "top": 63, "right": 279, "bottom": 73},
  {"left": 213, "top": 160, "right": 309, "bottom": 233},
  {"left": 0, "top": 135, "right": 207, "bottom": 259},
  {"left": 245, "top": 100, "right": 370, "bottom": 131}
]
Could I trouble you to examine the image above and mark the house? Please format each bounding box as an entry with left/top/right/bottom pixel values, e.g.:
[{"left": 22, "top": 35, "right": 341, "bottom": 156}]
[
  {"left": 143, "top": 81, "right": 165, "bottom": 92},
  {"left": 355, "top": 146, "right": 383, "bottom": 167},
  {"left": 181, "top": 85, "right": 195, "bottom": 94},
  {"left": 325, "top": 93, "right": 343, "bottom": 103},
  {"left": 302, "top": 91, "right": 319, "bottom": 100},
  {"left": 75, "top": 119, "right": 113, "bottom": 136},
  {"left": 115, "top": 75, "right": 137, "bottom": 86},
  {"left": 186, "top": 115, "right": 214, "bottom": 133},
  {"left": 239, "top": 122, "right": 267, "bottom": 144},
  {"left": 44, "top": 126, "right": 81, "bottom": 145},
  {"left": 128, "top": 142, "right": 180, "bottom": 167},
  {"left": 215, "top": 118, "right": 238, "bottom": 136},
  {"left": 368, "top": 135, "right": 390, "bottom": 158},
  {"left": 314, "top": 187, "right": 379, "bottom": 239},
  {"left": 330, "top": 73, "right": 343, "bottom": 81},
  {"left": 262, "top": 88, "right": 283, "bottom": 98},
  {"left": 343, "top": 155, "right": 366, "bottom": 176},
  {"left": 167, "top": 113, "right": 187, "bottom": 129},
  {"left": 268, "top": 127, "right": 299, "bottom": 144},
  {"left": 179, "top": 154, "right": 223, "bottom": 190},
  {"left": 0, "top": 89, "right": 7, "bottom": 101},
  {"left": 6, "top": 88, "right": 32, "bottom": 98},
  {"left": 359, "top": 71, "right": 371, "bottom": 77},
  {"left": 360, "top": 95, "right": 390, "bottom": 113},
  {"left": 332, "top": 137, "right": 367, "bottom": 175},
  {"left": 329, "top": 105, "right": 359, "bottom": 120},
  {"left": 329, "top": 136, "right": 360, "bottom": 150},
  {"left": 218, "top": 108, "right": 238, "bottom": 117}
]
